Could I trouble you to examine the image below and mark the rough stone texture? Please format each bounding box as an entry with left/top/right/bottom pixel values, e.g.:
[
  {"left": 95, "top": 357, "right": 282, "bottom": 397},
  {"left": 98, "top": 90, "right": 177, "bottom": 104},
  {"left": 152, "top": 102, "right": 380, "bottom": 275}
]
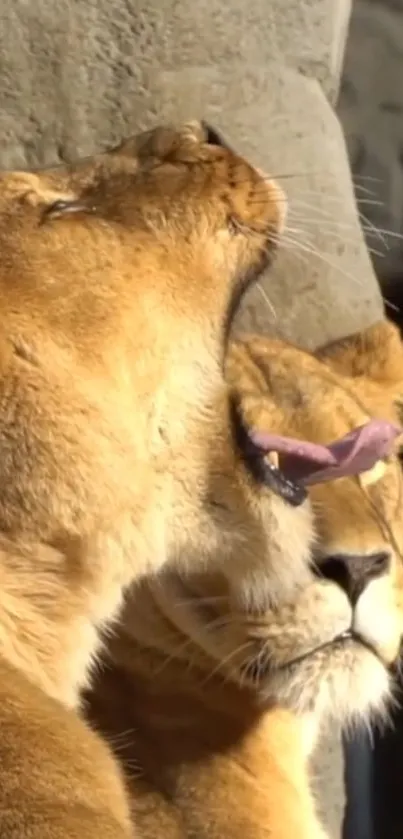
[
  {"left": 338, "top": 0, "right": 403, "bottom": 286},
  {"left": 0, "top": 2, "right": 386, "bottom": 837},
  {"left": 0, "top": 0, "right": 351, "bottom": 171}
]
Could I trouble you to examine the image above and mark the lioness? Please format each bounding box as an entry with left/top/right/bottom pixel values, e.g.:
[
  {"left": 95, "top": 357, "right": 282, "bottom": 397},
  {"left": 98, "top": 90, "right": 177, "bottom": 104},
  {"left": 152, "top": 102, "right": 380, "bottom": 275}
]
[
  {"left": 87, "top": 318, "right": 403, "bottom": 839},
  {"left": 0, "top": 121, "right": 292, "bottom": 836}
]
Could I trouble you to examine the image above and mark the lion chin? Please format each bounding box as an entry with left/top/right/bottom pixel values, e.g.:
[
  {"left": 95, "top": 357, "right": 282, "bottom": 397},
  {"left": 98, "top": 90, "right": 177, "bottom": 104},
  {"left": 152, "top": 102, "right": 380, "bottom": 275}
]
[{"left": 235, "top": 572, "right": 399, "bottom": 729}]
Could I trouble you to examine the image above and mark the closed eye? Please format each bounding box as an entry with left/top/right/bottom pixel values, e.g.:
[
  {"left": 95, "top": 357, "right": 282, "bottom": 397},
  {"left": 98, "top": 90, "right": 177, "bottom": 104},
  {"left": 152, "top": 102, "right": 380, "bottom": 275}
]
[{"left": 41, "top": 199, "right": 96, "bottom": 224}]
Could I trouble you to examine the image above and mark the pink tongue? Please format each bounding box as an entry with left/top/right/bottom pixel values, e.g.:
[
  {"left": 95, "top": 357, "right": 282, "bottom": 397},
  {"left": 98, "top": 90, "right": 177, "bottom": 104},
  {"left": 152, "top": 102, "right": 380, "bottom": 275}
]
[{"left": 249, "top": 419, "right": 402, "bottom": 487}]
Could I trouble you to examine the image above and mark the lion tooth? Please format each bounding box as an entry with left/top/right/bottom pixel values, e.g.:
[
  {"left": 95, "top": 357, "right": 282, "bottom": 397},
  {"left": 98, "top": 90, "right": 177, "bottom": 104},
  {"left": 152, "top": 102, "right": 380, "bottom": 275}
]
[
  {"left": 359, "top": 460, "right": 386, "bottom": 488},
  {"left": 266, "top": 451, "right": 279, "bottom": 469}
]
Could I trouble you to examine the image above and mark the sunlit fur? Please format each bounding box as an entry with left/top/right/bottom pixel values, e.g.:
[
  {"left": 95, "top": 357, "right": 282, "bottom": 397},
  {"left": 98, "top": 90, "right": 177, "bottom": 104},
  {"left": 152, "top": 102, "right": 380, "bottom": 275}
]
[
  {"left": 87, "top": 319, "right": 403, "bottom": 839},
  {"left": 0, "top": 121, "right": 286, "bottom": 838},
  {"left": 224, "top": 323, "right": 403, "bottom": 728}
]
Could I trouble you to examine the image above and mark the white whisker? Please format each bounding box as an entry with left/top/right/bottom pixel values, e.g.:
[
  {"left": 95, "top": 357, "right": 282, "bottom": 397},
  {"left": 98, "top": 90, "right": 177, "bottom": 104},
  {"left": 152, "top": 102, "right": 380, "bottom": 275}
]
[
  {"left": 286, "top": 213, "right": 385, "bottom": 258},
  {"left": 200, "top": 641, "right": 253, "bottom": 686},
  {"left": 274, "top": 231, "right": 367, "bottom": 290},
  {"left": 255, "top": 282, "right": 278, "bottom": 321}
]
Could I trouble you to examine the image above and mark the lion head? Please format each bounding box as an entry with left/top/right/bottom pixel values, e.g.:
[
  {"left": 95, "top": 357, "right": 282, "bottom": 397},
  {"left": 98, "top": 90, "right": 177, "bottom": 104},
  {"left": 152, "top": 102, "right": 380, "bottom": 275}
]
[
  {"left": 223, "top": 320, "right": 403, "bottom": 727},
  {"left": 101, "top": 319, "right": 403, "bottom": 738},
  {"left": 0, "top": 120, "right": 290, "bottom": 704},
  {"left": 0, "top": 120, "right": 285, "bottom": 569}
]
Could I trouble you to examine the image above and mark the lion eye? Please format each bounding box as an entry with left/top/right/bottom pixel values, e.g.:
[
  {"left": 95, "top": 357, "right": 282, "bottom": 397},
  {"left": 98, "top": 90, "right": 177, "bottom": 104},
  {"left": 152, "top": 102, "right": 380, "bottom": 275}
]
[{"left": 202, "top": 123, "right": 231, "bottom": 150}]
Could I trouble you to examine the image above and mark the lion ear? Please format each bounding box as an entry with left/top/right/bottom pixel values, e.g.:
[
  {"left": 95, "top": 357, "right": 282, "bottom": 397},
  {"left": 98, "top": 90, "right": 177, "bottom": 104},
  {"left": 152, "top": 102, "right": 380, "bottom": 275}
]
[
  {"left": 317, "top": 320, "right": 403, "bottom": 388},
  {"left": 317, "top": 320, "right": 403, "bottom": 423}
]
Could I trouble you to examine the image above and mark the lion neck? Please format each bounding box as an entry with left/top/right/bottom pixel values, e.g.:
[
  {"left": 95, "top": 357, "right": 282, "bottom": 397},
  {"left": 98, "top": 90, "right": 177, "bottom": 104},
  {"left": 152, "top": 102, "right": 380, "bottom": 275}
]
[
  {"left": 0, "top": 382, "right": 244, "bottom": 712},
  {"left": 112, "top": 571, "right": 234, "bottom": 681},
  {"left": 90, "top": 568, "right": 326, "bottom": 837},
  {"left": 88, "top": 641, "right": 324, "bottom": 839},
  {"left": 108, "top": 570, "right": 325, "bottom": 756}
]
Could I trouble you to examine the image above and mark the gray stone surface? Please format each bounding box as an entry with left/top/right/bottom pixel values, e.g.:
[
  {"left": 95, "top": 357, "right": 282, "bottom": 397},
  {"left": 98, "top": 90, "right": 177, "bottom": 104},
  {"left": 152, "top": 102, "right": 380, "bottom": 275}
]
[
  {"left": 227, "top": 66, "right": 383, "bottom": 350},
  {"left": 0, "top": 0, "right": 351, "bottom": 171},
  {"left": 0, "top": 0, "right": 383, "bottom": 354},
  {"left": 338, "top": 0, "right": 403, "bottom": 284},
  {"left": 0, "top": 2, "right": 387, "bottom": 837}
]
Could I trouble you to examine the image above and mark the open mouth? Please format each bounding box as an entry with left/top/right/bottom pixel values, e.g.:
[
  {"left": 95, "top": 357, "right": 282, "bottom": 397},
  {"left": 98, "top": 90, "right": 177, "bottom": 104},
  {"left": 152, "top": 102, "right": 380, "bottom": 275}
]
[
  {"left": 255, "top": 456, "right": 308, "bottom": 507},
  {"left": 243, "top": 420, "right": 401, "bottom": 507}
]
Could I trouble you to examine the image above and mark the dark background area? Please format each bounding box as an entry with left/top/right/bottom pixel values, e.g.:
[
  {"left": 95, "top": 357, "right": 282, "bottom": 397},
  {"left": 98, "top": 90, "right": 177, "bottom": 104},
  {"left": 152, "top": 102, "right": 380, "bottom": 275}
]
[{"left": 339, "top": 3, "right": 403, "bottom": 836}]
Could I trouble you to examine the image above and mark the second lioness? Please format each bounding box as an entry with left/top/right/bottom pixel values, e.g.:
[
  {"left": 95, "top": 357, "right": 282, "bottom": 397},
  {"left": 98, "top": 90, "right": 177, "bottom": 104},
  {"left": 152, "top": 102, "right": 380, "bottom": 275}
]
[{"left": 88, "top": 318, "right": 403, "bottom": 839}]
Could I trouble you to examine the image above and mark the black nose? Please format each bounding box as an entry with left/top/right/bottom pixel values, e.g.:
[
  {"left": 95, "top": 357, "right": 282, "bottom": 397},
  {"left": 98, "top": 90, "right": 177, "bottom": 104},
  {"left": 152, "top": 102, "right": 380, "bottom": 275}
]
[
  {"left": 317, "top": 551, "right": 391, "bottom": 605},
  {"left": 202, "top": 122, "right": 233, "bottom": 151}
]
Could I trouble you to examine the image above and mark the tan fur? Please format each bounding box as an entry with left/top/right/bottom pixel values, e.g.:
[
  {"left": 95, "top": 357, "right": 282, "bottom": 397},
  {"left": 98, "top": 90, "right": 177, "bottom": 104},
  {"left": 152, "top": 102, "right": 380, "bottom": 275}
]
[
  {"left": 0, "top": 121, "right": 286, "bottom": 836},
  {"left": 87, "top": 319, "right": 403, "bottom": 839}
]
